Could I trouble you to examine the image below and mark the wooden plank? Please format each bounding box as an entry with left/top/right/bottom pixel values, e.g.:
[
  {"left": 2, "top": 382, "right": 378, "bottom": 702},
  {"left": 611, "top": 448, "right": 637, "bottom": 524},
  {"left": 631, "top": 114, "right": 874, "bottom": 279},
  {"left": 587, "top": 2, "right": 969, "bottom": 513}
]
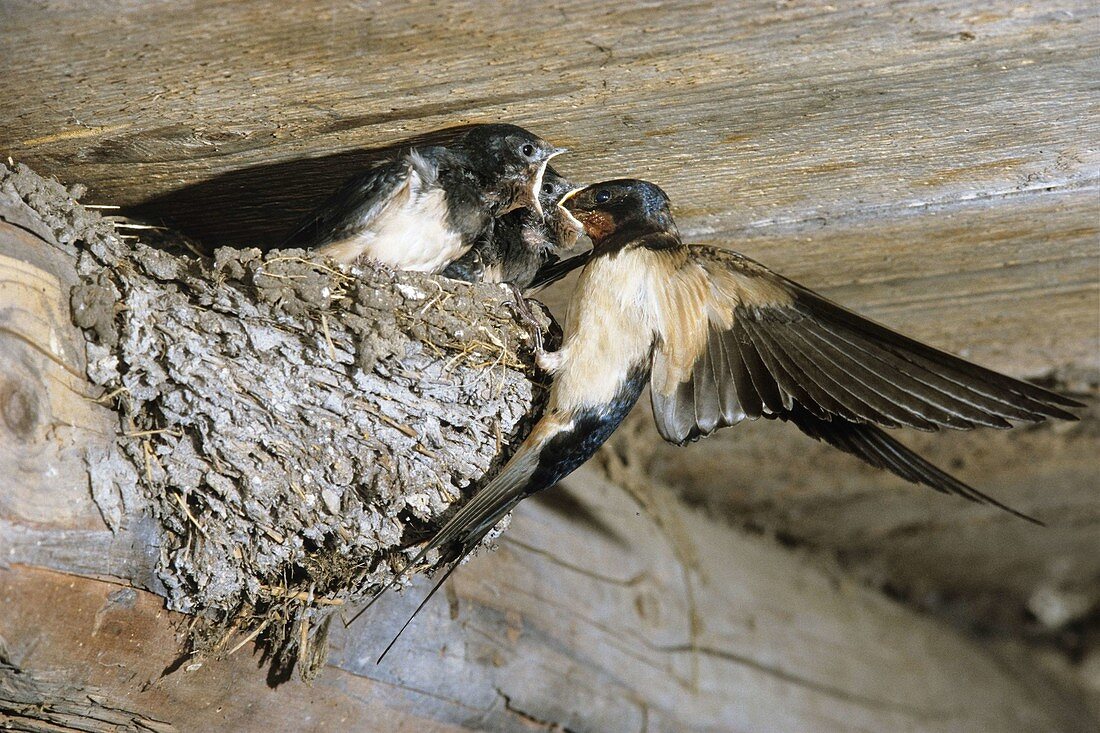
[
  {"left": 2, "top": 0, "right": 1094, "bottom": 391},
  {"left": 1, "top": 1, "right": 1095, "bottom": 249},
  {"left": 3, "top": 467, "right": 1094, "bottom": 732},
  {"left": 1, "top": 0, "right": 1097, "bottom": 727},
  {"left": 0, "top": 223, "right": 117, "bottom": 529}
]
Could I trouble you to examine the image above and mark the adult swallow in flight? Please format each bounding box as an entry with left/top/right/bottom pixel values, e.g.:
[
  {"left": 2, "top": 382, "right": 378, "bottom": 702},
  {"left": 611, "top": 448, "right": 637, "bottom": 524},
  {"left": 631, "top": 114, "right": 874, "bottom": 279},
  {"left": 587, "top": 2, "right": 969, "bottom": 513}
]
[
  {"left": 361, "top": 178, "right": 1081, "bottom": 659},
  {"left": 442, "top": 166, "right": 584, "bottom": 290},
  {"left": 281, "top": 124, "right": 566, "bottom": 273}
]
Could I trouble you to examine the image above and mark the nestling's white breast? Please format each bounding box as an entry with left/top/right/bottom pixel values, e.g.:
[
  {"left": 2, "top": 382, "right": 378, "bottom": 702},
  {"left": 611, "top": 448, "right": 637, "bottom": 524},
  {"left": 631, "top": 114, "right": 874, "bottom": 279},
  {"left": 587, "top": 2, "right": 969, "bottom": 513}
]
[
  {"left": 321, "top": 163, "right": 468, "bottom": 273},
  {"left": 367, "top": 176, "right": 466, "bottom": 273}
]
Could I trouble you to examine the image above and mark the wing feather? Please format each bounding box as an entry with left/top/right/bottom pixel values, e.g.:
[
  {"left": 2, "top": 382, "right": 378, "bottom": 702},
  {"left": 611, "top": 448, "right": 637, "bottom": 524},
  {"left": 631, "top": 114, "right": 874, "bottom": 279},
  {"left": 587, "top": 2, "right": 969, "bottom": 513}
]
[
  {"left": 806, "top": 317, "right": 1021, "bottom": 425},
  {"left": 529, "top": 250, "right": 593, "bottom": 290},
  {"left": 729, "top": 321, "right": 785, "bottom": 414},
  {"left": 683, "top": 245, "right": 1080, "bottom": 430},
  {"left": 712, "top": 326, "right": 746, "bottom": 425},
  {"left": 692, "top": 333, "right": 723, "bottom": 435},
  {"left": 740, "top": 317, "right": 831, "bottom": 419},
  {"left": 648, "top": 244, "right": 1081, "bottom": 516},
  {"left": 779, "top": 322, "right": 917, "bottom": 427},
  {"left": 281, "top": 156, "right": 413, "bottom": 253},
  {"left": 767, "top": 405, "right": 1040, "bottom": 523},
  {"left": 791, "top": 319, "right": 982, "bottom": 427}
]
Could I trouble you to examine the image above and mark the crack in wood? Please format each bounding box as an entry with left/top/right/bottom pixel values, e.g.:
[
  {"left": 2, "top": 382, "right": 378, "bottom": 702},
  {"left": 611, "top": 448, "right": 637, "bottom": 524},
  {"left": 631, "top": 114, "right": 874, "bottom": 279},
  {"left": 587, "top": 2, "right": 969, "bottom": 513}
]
[
  {"left": 496, "top": 688, "right": 580, "bottom": 733},
  {"left": 656, "top": 643, "right": 949, "bottom": 722},
  {"left": 0, "top": 659, "right": 176, "bottom": 733},
  {"left": 501, "top": 536, "right": 650, "bottom": 588}
]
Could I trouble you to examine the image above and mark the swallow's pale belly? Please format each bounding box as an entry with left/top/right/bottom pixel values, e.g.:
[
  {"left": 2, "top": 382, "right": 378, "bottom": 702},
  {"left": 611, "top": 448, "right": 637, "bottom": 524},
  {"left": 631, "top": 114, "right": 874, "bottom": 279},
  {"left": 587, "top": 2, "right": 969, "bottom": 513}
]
[{"left": 320, "top": 186, "right": 467, "bottom": 273}]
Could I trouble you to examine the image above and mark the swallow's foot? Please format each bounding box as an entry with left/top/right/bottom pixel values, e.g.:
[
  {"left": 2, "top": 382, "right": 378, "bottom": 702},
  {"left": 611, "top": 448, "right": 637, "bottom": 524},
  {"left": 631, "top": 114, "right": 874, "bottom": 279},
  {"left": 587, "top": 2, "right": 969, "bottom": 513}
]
[{"left": 504, "top": 283, "right": 546, "bottom": 352}]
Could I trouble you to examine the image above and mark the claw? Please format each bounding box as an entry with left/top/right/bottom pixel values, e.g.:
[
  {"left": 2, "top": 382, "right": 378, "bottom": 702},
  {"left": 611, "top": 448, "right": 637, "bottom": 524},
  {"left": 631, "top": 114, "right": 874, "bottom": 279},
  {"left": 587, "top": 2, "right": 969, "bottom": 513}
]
[{"left": 504, "top": 283, "right": 545, "bottom": 353}]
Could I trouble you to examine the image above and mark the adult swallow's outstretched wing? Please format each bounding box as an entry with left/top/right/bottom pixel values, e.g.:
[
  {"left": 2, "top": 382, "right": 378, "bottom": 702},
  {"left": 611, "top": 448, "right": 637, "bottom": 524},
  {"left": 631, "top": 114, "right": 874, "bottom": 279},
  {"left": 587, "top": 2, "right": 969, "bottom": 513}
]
[{"left": 648, "top": 245, "right": 1082, "bottom": 520}]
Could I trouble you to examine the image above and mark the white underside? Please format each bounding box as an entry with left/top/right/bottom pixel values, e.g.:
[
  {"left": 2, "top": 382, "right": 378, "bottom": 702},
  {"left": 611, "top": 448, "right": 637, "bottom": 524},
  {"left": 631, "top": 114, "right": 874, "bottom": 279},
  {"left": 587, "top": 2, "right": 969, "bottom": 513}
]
[
  {"left": 365, "top": 185, "right": 465, "bottom": 273},
  {"left": 549, "top": 248, "right": 661, "bottom": 413},
  {"left": 321, "top": 160, "right": 467, "bottom": 273}
]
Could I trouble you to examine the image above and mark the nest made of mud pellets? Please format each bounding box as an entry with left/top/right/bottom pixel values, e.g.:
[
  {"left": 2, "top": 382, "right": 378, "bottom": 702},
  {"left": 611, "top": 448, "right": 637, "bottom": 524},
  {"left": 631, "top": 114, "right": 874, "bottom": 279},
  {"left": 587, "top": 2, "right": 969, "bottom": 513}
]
[{"left": 0, "top": 162, "right": 553, "bottom": 681}]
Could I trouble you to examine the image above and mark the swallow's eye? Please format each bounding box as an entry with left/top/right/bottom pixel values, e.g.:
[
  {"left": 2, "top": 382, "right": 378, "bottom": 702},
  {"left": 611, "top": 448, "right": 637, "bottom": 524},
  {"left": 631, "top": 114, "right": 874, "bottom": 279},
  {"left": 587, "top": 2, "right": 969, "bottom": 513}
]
[
  {"left": 521, "top": 143, "right": 536, "bottom": 158},
  {"left": 542, "top": 182, "right": 554, "bottom": 194},
  {"left": 594, "top": 189, "right": 612, "bottom": 204}
]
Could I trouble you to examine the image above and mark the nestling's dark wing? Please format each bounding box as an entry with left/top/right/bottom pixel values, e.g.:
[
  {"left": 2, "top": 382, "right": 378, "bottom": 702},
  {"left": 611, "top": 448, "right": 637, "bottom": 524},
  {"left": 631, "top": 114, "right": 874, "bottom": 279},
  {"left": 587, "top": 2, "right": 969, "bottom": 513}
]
[
  {"left": 528, "top": 249, "right": 593, "bottom": 290},
  {"left": 649, "top": 245, "right": 1081, "bottom": 516},
  {"left": 281, "top": 155, "right": 411, "bottom": 250}
]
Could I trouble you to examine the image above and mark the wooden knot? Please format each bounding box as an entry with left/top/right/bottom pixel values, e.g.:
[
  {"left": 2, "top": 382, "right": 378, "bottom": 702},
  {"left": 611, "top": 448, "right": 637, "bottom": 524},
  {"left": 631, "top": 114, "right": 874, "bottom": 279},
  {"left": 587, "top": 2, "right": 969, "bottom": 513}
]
[
  {"left": 1, "top": 376, "right": 43, "bottom": 442},
  {"left": 633, "top": 584, "right": 664, "bottom": 628}
]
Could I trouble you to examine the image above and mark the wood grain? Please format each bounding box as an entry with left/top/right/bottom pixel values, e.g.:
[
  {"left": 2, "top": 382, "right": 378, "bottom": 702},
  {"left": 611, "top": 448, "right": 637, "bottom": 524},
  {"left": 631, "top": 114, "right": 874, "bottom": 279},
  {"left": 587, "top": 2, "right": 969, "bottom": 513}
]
[
  {"left": 3, "top": 468, "right": 1094, "bottom": 733},
  {"left": 0, "top": 223, "right": 116, "bottom": 529},
  {"left": 2, "top": 2, "right": 1096, "bottom": 244}
]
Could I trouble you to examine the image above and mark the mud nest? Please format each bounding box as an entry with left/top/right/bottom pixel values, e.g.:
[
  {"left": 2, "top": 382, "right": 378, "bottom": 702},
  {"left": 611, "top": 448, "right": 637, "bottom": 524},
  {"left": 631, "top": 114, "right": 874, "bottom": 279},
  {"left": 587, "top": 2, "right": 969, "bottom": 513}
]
[{"left": 2, "top": 162, "right": 551, "bottom": 680}]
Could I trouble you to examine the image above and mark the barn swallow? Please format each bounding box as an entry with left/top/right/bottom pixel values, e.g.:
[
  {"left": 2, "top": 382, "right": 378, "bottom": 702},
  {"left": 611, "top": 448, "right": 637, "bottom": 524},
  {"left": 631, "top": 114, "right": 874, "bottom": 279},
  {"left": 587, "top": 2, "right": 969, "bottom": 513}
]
[
  {"left": 441, "top": 166, "right": 584, "bottom": 290},
  {"left": 281, "top": 124, "right": 566, "bottom": 273},
  {"left": 361, "top": 178, "right": 1081, "bottom": 659}
]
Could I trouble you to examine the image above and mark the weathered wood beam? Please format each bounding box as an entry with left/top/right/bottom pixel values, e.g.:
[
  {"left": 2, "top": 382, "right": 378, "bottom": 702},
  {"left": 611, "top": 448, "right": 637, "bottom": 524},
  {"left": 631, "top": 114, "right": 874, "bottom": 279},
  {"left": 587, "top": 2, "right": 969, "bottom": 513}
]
[
  {"left": 5, "top": 467, "right": 1096, "bottom": 732},
  {"left": 3, "top": 1, "right": 1096, "bottom": 249},
  {"left": 2, "top": 0, "right": 1097, "bottom": 727}
]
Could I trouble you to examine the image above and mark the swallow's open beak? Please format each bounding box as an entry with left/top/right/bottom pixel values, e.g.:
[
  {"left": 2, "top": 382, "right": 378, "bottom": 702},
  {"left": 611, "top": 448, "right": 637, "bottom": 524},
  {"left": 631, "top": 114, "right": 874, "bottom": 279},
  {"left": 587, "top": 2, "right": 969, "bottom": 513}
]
[
  {"left": 557, "top": 186, "right": 583, "bottom": 208},
  {"left": 556, "top": 186, "right": 586, "bottom": 231},
  {"left": 526, "top": 147, "right": 567, "bottom": 218}
]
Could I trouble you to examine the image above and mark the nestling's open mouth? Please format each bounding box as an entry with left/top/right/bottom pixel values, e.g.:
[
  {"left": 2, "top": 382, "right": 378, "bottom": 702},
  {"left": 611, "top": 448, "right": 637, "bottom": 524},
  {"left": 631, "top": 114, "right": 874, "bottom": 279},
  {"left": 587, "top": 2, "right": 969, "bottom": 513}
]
[
  {"left": 527, "top": 147, "right": 567, "bottom": 217},
  {"left": 556, "top": 186, "right": 586, "bottom": 231}
]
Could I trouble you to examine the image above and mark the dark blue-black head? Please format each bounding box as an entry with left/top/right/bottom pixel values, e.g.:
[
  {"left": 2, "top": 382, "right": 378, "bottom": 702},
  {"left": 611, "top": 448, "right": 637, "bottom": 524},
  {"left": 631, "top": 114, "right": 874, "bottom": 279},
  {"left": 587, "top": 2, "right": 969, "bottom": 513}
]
[
  {"left": 559, "top": 179, "right": 679, "bottom": 250},
  {"left": 539, "top": 166, "right": 575, "bottom": 209},
  {"left": 456, "top": 124, "right": 567, "bottom": 216}
]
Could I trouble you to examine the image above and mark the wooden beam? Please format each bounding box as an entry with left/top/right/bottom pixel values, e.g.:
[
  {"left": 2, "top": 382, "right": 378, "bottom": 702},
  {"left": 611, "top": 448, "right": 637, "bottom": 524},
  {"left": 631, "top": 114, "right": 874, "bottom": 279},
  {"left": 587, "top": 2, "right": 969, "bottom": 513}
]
[
  {"left": 4, "top": 466, "right": 1094, "bottom": 732},
  {"left": 2, "top": 1, "right": 1095, "bottom": 251},
  {"left": 2, "top": 0, "right": 1097, "bottom": 727}
]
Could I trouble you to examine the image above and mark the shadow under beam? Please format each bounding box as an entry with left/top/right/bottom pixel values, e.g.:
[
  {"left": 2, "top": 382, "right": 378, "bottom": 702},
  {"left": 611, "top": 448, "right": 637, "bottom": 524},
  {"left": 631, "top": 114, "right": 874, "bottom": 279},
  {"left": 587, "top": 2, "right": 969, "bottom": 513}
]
[{"left": 125, "top": 126, "right": 482, "bottom": 252}]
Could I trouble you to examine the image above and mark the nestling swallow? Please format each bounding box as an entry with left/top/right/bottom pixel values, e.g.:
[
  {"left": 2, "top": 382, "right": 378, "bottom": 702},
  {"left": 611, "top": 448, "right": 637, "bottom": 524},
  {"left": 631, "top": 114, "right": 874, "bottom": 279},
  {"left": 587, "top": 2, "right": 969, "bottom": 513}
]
[
  {"left": 442, "top": 166, "right": 584, "bottom": 290},
  {"left": 281, "top": 124, "right": 566, "bottom": 273},
  {"left": 362, "top": 178, "right": 1081, "bottom": 658}
]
